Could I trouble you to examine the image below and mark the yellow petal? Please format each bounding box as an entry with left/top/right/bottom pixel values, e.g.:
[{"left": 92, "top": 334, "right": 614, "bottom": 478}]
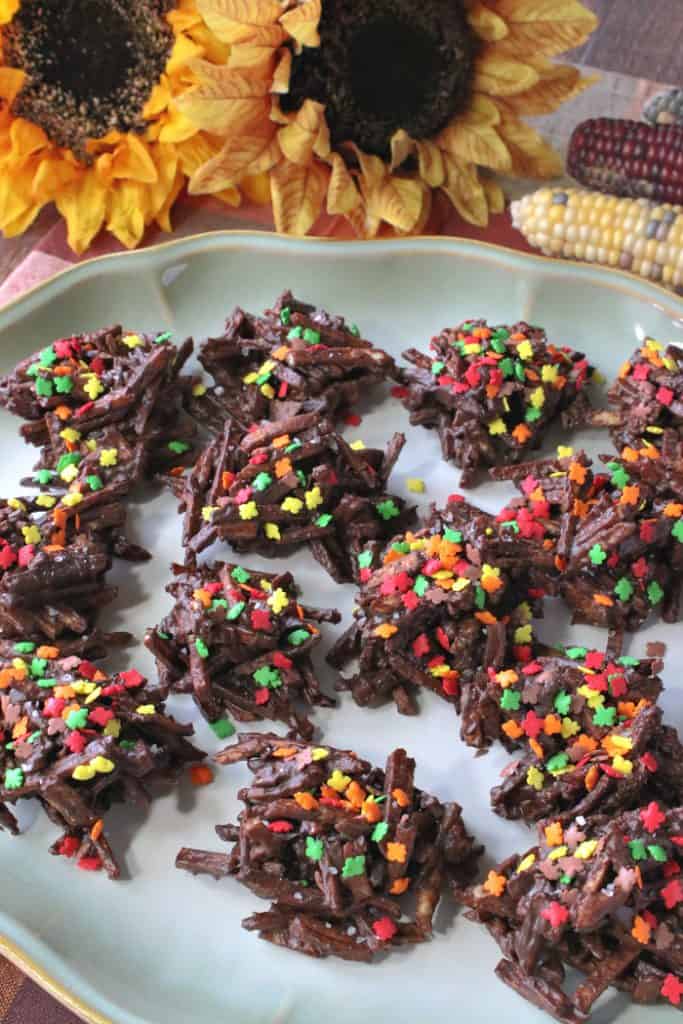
[
  {"left": 146, "top": 143, "right": 179, "bottom": 219},
  {"left": 0, "top": 160, "right": 37, "bottom": 231},
  {"left": 9, "top": 118, "right": 48, "bottom": 160},
  {"left": 438, "top": 113, "right": 511, "bottom": 171},
  {"left": 228, "top": 38, "right": 281, "bottom": 70},
  {"left": 188, "top": 124, "right": 279, "bottom": 192},
  {"left": 326, "top": 153, "right": 360, "bottom": 215},
  {"left": 156, "top": 169, "right": 188, "bottom": 232},
  {"left": 241, "top": 171, "right": 271, "bottom": 203},
  {"left": 0, "top": 0, "right": 18, "bottom": 23},
  {"left": 442, "top": 156, "right": 489, "bottom": 227},
  {"left": 271, "top": 158, "right": 328, "bottom": 234},
  {"left": 143, "top": 81, "right": 172, "bottom": 119},
  {"left": 474, "top": 51, "right": 539, "bottom": 96},
  {"left": 494, "top": 0, "right": 598, "bottom": 57},
  {"left": 2, "top": 200, "right": 41, "bottom": 237},
  {"left": 389, "top": 129, "right": 415, "bottom": 171},
  {"left": 278, "top": 99, "right": 329, "bottom": 165},
  {"left": 196, "top": 0, "right": 283, "bottom": 43},
  {"left": 0, "top": 67, "right": 25, "bottom": 103},
  {"left": 110, "top": 134, "right": 159, "bottom": 184},
  {"left": 416, "top": 140, "right": 445, "bottom": 187},
  {"left": 158, "top": 105, "right": 199, "bottom": 143},
  {"left": 55, "top": 172, "right": 107, "bottom": 254},
  {"left": 187, "top": 23, "right": 231, "bottom": 64},
  {"left": 503, "top": 60, "right": 599, "bottom": 116},
  {"left": 495, "top": 101, "right": 563, "bottom": 177},
  {"left": 467, "top": 1, "right": 508, "bottom": 41},
  {"left": 272, "top": 48, "right": 292, "bottom": 94},
  {"left": 168, "top": 8, "right": 204, "bottom": 32},
  {"left": 106, "top": 181, "right": 148, "bottom": 249},
  {"left": 166, "top": 32, "right": 204, "bottom": 74},
  {"left": 347, "top": 144, "right": 386, "bottom": 192},
  {"left": 280, "top": 0, "right": 321, "bottom": 47},
  {"left": 367, "top": 174, "right": 427, "bottom": 233},
  {"left": 482, "top": 176, "right": 505, "bottom": 215},
  {"left": 178, "top": 62, "right": 270, "bottom": 133},
  {"left": 32, "top": 156, "right": 81, "bottom": 204}
]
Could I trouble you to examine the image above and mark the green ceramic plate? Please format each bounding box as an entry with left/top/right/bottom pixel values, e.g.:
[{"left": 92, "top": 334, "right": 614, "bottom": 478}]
[{"left": 1, "top": 232, "right": 682, "bottom": 1024}]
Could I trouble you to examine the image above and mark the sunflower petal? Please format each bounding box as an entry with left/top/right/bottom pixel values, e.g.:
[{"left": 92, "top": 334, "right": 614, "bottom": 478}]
[
  {"left": 228, "top": 37, "right": 281, "bottom": 70},
  {"left": 158, "top": 105, "right": 199, "bottom": 143},
  {"left": 241, "top": 171, "right": 272, "bottom": 203},
  {"left": 280, "top": 0, "right": 322, "bottom": 47},
  {"left": 438, "top": 109, "right": 511, "bottom": 169},
  {"left": 0, "top": 67, "right": 25, "bottom": 103},
  {"left": 416, "top": 140, "right": 445, "bottom": 188},
  {"left": 177, "top": 63, "right": 270, "bottom": 133},
  {"left": 0, "top": 0, "right": 18, "bottom": 23},
  {"left": 31, "top": 156, "right": 81, "bottom": 203},
  {"left": 3, "top": 201, "right": 41, "bottom": 237},
  {"left": 503, "top": 60, "right": 598, "bottom": 116},
  {"left": 188, "top": 124, "right": 279, "bottom": 192},
  {"left": 271, "top": 158, "right": 328, "bottom": 234},
  {"left": 143, "top": 81, "right": 172, "bottom": 119},
  {"left": 344, "top": 200, "right": 381, "bottom": 240},
  {"left": 482, "top": 176, "right": 506, "bottom": 214},
  {"left": 366, "top": 175, "right": 427, "bottom": 233},
  {"left": 442, "top": 156, "right": 489, "bottom": 227},
  {"left": 326, "top": 153, "right": 360, "bottom": 215},
  {"left": 346, "top": 144, "right": 385, "bottom": 192},
  {"left": 278, "top": 99, "right": 329, "bottom": 164},
  {"left": 109, "top": 135, "right": 159, "bottom": 184},
  {"left": 474, "top": 51, "right": 539, "bottom": 96},
  {"left": 494, "top": 101, "right": 562, "bottom": 177},
  {"left": 389, "top": 129, "right": 415, "bottom": 171},
  {"left": 55, "top": 172, "right": 107, "bottom": 255},
  {"left": 493, "top": 0, "right": 598, "bottom": 57},
  {"left": 9, "top": 119, "right": 48, "bottom": 160},
  {"left": 166, "top": 32, "right": 204, "bottom": 74},
  {"left": 272, "top": 48, "right": 292, "bottom": 93},
  {"left": 147, "top": 143, "right": 180, "bottom": 220},
  {"left": 467, "top": 1, "right": 508, "bottom": 42},
  {"left": 107, "top": 181, "right": 148, "bottom": 249},
  {"left": 0, "top": 164, "right": 35, "bottom": 231},
  {"left": 196, "top": 0, "right": 283, "bottom": 43}
]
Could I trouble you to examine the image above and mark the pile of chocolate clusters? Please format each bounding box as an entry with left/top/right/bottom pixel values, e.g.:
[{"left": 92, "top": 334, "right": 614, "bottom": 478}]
[{"left": 4, "top": 296, "right": 683, "bottom": 1019}]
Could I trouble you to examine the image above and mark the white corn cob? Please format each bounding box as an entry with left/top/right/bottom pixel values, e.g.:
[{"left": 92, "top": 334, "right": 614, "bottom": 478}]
[{"left": 511, "top": 187, "right": 683, "bottom": 295}]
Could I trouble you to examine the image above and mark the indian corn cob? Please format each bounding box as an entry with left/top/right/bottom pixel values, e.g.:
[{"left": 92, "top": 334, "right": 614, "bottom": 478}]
[
  {"left": 511, "top": 188, "right": 683, "bottom": 294},
  {"left": 644, "top": 88, "right": 683, "bottom": 126},
  {"left": 568, "top": 118, "right": 683, "bottom": 205}
]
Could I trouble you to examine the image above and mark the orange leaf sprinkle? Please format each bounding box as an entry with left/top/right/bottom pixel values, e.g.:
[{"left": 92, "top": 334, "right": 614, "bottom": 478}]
[
  {"left": 90, "top": 819, "right": 104, "bottom": 842},
  {"left": 639, "top": 446, "right": 661, "bottom": 460},
  {"left": 275, "top": 457, "right": 292, "bottom": 478},
  {"left": 572, "top": 500, "right": 590, "bottom": 518},
  {"left": 529, "top": 737, "right": 544, "bottom": 759},
  {"left": 593, "top": 593, "right": 614, "bottom": 606},
  {"left": 512, "top": 423, "right": 532, "bottom": 444},
  {"left": 193, "top": 588, "right": 212, "bottom": 608},
  {"left": 543, "top": 714, "right": 562, "bottom": 736},
  {"left": 496, "top": 669, "right": 519, "bottom": 688},
  {"left": 555, "top": 554, "right": 567, "bottom": 571},
  {"left": 272, "top": 346, "right": 290, "bottom": 361},
  {"left": 36, "top": 645, "right": 59, "bottom": 659},
  {"left": 664, "top": 503, "right": 683, "bottom": 518},
  {"left": 502, "top": 719, "right": 524, "bottom": 740},
  {"left": 392, "top": 788, "right": 410, "bottom": 807},
  {"left": 475, "top": 611, "right": 498, "bottom": 624},
  {"left": 294, "top": 791, "right": 318, "bottom": 811},
  {"left": 221, "top": 471, "right": 235, "bottom": 490},
  {"left": 53, "top": 685, "right": 75, "bottom": 700},
  {"left": 568, "top": 461, "right": 587, "bottom": 484},
  {"left": 272, "top": 746, "right": 298, "bottom": 758},
  {"left": 621, "top": 446, "right": 639, "bottom": 463},
  {"left": 345, "top": 780, "right": 366, "bottom": 808},
  {"left": 631, "top": 915, "right": 651, "bottom": 944},
  {"left": 190, "top": 765, "right": 214, "bottom": 786},
  {"left": 585, "top": 764, "right": 599, "bottom": 791},
  {"left": 362, "top": 797, "right": 382, "bottom": 823},
  {"left": 54, "top": 405, "right": 72, "bottom": 421},
  {"left": 481, "top": 573, "right": 503, "bottom": 594},
  {"left": 484, "top": 870, "right": 507, "bottom": 897},
  {"left": 386, "top": 842, "right": 407, "bottom": 863},
  {"left": 620, "top": 485, "right": 640, "bottom": 505},
  {"left": 12, "top": 716, "right": 28, "bottom": 739},
  {"left": 374, "top": 623, "right": 398, "bottom": 638},
  {"left": 618, "top": 361, "right": 632, "bottom": 378},
  {"left": 390, "top": 877, "right": 410, "bottom": 895},
  {"left": 272, "top": 434, "right": 290, "bottom": 449},
  {"left": 544, "top": 822, "right": 564, "bottom": 847},
  {"left": 576, "top": 734, "right": 598, "bottom": 752}
]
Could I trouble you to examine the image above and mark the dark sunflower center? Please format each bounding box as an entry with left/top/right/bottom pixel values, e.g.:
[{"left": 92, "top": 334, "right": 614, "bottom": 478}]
[
  {"left": 4, "top": 0, "right": 175, "bottom": 158},
  {"left": 283, "top": 0, "right": 477, "bottom": 159}
]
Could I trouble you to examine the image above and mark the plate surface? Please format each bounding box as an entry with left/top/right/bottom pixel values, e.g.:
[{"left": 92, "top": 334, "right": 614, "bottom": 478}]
[{"left": 1, "top": 233, "right": 683, "bottom": 1024}]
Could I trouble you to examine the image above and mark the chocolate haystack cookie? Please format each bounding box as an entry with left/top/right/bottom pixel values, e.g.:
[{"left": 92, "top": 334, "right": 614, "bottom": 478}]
[
  {"left": 494, "top": 449, "right": 683, "bottom": 634},
  {"left": 483, "top": 646, "right": 683, "bottom": 829},
  {"left": 0, "top": 642, "right": 203, "bottom": 878},
  {"left": 327, "top": 498, "right": 538, "bottom": 717},
  {"left": 0, "top": 497, "right": 115, "bottom": 640},
  {"left": 174, "top": 413, "right": 414, "bottom": 583},
  {"left": 194, "top": 291, "right": 395, "bottom": 429},
  {"left": 145, "top": 561, "right": 340, "bottom": 737},
  {"left": 594, "top": 337, "right": 683, "bottom": 474},
  {"left": 461, "top": 645, "right": 663, "bottom": 754},
  {"left": 465, "top": 804, "right": 683, "bottom": 1022},
  {"left": 398, "top": 319, "right": 594, "bottom": 486},
  {"left": 177, "top": 733, "right": 481, "bottom": 961},
  {"left": 0, "top": 324, "right": 196, "bottom": 466}
]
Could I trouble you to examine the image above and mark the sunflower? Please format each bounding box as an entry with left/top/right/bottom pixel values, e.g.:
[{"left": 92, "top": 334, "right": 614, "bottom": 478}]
[
  {"left": 0, "top": 0, "right": 239, "bottom": 253},
  {"left": 179, "top": 0, "right": 599, "bottom": 236}
]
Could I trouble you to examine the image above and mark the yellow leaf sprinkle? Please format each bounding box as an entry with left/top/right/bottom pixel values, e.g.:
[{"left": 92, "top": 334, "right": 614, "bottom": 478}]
[
  {"left": 104, "top": 718, "right": 121, "bottom": 738},
  {"left": 267, "top": 588, "right": 289, "bottom": 614},
  {"left": 122, "top": 333, "right": 143, "bottom": 348},
  {"left": 99, "top": 448, "right": 118, "bottom": 467},
  {"left": 311, "top": 747, "right": 328, "bottom": 761},
  {"left": 59, "top": 427, "right": 81, "bottom": 443},
  {"left": 202, "top": 505, "right": 217, "bottom": 522},
  {"left": 526, "top": 766, "right": 544, "bottom": 791},
  {"left": 136, "top": 704, "right": 156, "bottom": 716},
  {"left": 557, "top": 446, "right": 573, "bottom": 458},
  {"left": 281, "top": 497, "right": 303, "bottom": 514},
  {"left": 72, "top": 765, "right": 96, "bottom": 781},
  {"left": 407, "top": 478, "right": 425, "bottom": 493},
  {"left": 90, "top": 756, "right": 115, "bottom": 774},
  {"left": 517, "top": 853, "right": 536, "bottom": 873},
  {"left": 61, "top": 492, "right": 83, "bottom": 507},
  {"left": 488, "top": 417, "right": 507, "bottom": 435},
  {"left": 304, "top": 486, "right": 323, "bottom": 510},
  {"left": 264, "top": 522, "right": 281, "bottom": 540},
  {"left": 238, "top": 501, "right": 259, "bottom": 520},
  {"left": 350, "top": 440, "right": 366, "bottom": 451},
  {"left": 327, "top": 769, "right": 351, "bottom": 792},
  {"left": 575, "top": 840, "right": 598, "bottom": 860}
]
